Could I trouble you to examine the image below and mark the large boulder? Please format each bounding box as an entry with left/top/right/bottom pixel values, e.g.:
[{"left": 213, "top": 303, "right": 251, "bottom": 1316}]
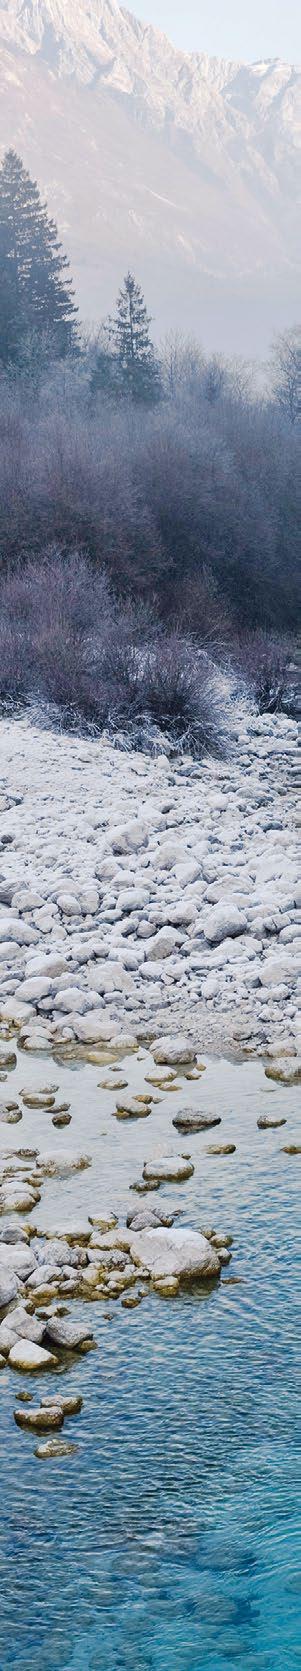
[
  {"left": 265, "top": 1058, "right": 301, "bottom": 1086},
  {"left": 6, "top": 1305, "right": 45, "bottom": 1344},
  {"left": 9, "top": 1339, "right": 57, "bottom": 1371},
  {"left": 173, "top": 1110, "right": 221, "bottom": 1133},
  {"left": 131, "top": 1227, "right": 220, "bottom": 1281},
  {"left": 202, "top": 904, "right": 248, "bottom": 945},
  {"left": 45, "top": 1317, "right": 94, "bottom": 1350},
  {"left": 0, "top": 1183, "right": 39, "bottom": 1213},
  {"left": 14, "top": 1406, "right": 64, "bottom": 1432},
  {"left": 37, "top": 1151, "right": 91, "bottom": 1176},
  {"left": 151, "top": 1035, "right": 197, "bottom": 1066},
  {"left": 0, "top": 1245, "right": 37, "bottom": 1278}
]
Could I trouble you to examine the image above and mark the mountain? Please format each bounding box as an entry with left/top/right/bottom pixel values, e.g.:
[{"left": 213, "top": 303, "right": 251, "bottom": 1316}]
[{"left": 0, "top": 0, "right": 300, "bottom": 352}]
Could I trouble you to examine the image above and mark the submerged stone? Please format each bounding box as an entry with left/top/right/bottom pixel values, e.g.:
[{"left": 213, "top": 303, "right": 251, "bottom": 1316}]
[
  {"left": 172, "top": 1110, "right": 221, "bottom": 1132},
  {"left": 14, "top": 1405, "right": 64, "bottom": 1431},
  {"left": 265, "top": 1060, "right": 301, "bottom": 1086},
  {"left": 21, "top": 1088, "right": 57, "bottom": 1108},
  {"left": 52, "top": 1112, "right": 72, "bottom": 1127},
  {"left": 114, "top": 1096, "right": 150, "bottom": 1120},
  {"left": 257, "top": 1115, "right": 286, "bottom": 1129},
  {"left": 143, "top": 1154, "right": 194, "bottom": 1183},
  {"left": 34, "top": 1438, "right": 78, "bottom": 1459},
  {"left": 41, "top": 1393, "right": 83, "bottom": 1415},
  {"left": 206, "top": 1144, "right": 236, "bottom": 1156}
]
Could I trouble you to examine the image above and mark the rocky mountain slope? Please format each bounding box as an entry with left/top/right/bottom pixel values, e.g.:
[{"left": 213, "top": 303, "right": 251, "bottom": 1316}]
[{"left": 0, "top": 0, "right": 300, "bottom": 349}]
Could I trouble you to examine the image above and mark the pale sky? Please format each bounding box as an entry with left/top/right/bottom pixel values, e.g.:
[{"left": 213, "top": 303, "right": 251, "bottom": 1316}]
[{"left": 134, "top": 0, "right": 300, "bottom": 63}]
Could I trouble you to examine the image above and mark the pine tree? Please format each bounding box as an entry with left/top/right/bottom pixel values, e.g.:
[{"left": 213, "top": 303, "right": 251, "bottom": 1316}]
[
  {"left": 0, "top": 150, "right": 77, "bottom": 367},
  {"left": 90, "top": 343, "right": 120, "bottom": 400},
  {"left": 110, "top": 271, "right": 161, "bottom": 403}
]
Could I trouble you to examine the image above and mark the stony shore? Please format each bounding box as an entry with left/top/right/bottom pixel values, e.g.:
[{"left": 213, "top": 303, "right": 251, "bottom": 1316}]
[{"left": 0, "top": 709, "right": 300, "bottom": 1058}]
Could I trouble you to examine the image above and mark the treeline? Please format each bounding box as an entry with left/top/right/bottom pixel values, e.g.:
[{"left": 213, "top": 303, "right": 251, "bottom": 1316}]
[
  {"left": 0, "top": 332, "right": 299, "bottom": 635},
  {"left": 0, "top": 147, "right": 300, "bottom": 745}
]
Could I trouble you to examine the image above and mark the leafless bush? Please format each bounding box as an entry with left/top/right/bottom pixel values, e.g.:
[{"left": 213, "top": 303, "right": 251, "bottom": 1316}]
[
  {"left": 0, "top": 550, "right": 230, "bottom": 754},
  {"left": 231, "top": 631, "right": 292, "bottom": 713}
]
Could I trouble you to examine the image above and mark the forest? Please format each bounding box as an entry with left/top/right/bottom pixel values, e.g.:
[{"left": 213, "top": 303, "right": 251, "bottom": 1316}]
[{"left": 0, "top": 149, "right": 300, "bottom": 751}]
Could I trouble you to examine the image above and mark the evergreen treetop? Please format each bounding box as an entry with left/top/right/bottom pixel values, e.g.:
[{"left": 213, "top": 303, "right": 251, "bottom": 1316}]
[
  {"left": 0, "top": 149, "right": 77, "bottom": 366},
  {"left": 110, "top": 271, "right": 161, "bottom": 403}
]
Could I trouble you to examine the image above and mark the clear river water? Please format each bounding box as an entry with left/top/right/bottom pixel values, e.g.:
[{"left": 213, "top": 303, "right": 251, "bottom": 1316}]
[{"left": 0, "top": 1042, "right": 300, "bottom": 1671}]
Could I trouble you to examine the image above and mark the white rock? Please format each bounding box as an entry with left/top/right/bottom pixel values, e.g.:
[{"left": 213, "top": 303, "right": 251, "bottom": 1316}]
[
  {"left": 143, "top": 1154, "right": 194, "bottom": 1182},
  {"left": 88, "top": 963, "right": 133, "bottom": 994},
  {"left": 0, "top": 999, "right": 35, "bottom": 1026},
  {"left": 33, "top": 1236, "right": 79, "bottom": 1264},
  {"left": 9, "top": 1338, "right": 56, "bottom": 1371},
  {"left": 0, "top": 918, "right": 38, "bottom": 945},
  {"left": 166, "top": 901, "right": 196, "bottom": 926},
  {"left": 131, "top": 1226, "right": 220, "bottom": 1279},
  {"left": 0, "top": 1184, "right": 38, "bottom": 1212},
  {"left": 72, "top": 1013, "right": 117, "bottom": 1043},
  {"left": 45, "top": 1317, "right": 93, "bottom": 1349},
  {"left": 152, "top": 1035, "right": 197, "bottom": 1065},
  {"left": 0, "top": 1266, "right": 20, "bottom": 1307},
  {"left": 146, "top": 928, "right": 181, "bottom": 960},
  {"left": 11, "top": 890, "right": 44, "bottom": 911},
  {"left": 37, "top": 1150, "right": 91, "bottom": 1176},
  {"left": 118, "top": 889, "right": 150, "bottom": 912},
  {"left": 7, "top": 1306, "right": 45, "bottom": 1343},
  {"left": 152, "top": 842, "right": 182, "bottom": 871},
  {"left": 175, "top": 860, "right": 201, "bottom": 886},
  {"left": 0, "top": 1321, "right": 18, "bottom": 1352},
  {"left": 56, "top": 894, "right": 80, "bottom": 916},
  {"left": 109, "top": 821, "right": 148, "bottom": 854},
  {"left": 260, "top": 955, "right": 299, "bottom": 987},
  {"left": 16, "top": 977, "right": 53, "bottom": 1002},
  {"left": 0, "top": 1245, "right": 36, "bottom": 1278},
  {"left": 26, "top": 1265, "right": 60, "bottom": 1289},
  {"left": 78, "top": 887, "right": 99, "bottom": 915},
  {"left": 24, "top": 955, "right": 69, "bottom": 979},
  {"left": 52, "top": 987, "right": 88, "bottom": 1012},
  {"left": 202, "top": 903, "right": 248, "bottom": 944}
]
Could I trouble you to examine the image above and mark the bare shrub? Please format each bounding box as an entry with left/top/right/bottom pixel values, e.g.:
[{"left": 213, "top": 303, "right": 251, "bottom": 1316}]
[
  {"left": 231, "top": 631, "right": 292, "bottom": 713},
  {"left": 0, "top": 550, "right": 230, "bottom": 754},
  {"left": 139, "top": 638, "right": 231, "bottom": 754}
]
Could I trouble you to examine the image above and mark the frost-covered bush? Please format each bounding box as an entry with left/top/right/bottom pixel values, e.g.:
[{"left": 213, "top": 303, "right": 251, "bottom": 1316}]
[
  {"left": 232, "top": 631, "right": 291, "bottom": 713},
  {"left": 0, "top": 550, "right": 231, "bottom": 755}
]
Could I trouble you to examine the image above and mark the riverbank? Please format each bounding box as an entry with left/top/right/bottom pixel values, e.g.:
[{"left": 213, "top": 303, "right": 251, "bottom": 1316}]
[{"left": 0, "top": 708, "right": 299, "bottom": 1058}]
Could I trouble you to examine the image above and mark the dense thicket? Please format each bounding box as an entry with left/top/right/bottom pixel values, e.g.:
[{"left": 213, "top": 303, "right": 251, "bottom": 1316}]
[
  {"left": 0, "top": 156, "right": 299, "bottom": 748},
  {"left": 0, "top": 351, "right": 299, "bottom": 634},
  {"left": 0, "top": 550, "right": 232, "bottom": 755}
]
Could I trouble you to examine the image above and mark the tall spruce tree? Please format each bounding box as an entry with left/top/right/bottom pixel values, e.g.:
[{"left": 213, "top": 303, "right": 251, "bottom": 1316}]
[
  {"left": 111, "top": 271, "right": 161, "bottom": 403},
  {"left": 0, "top": 150, "right": 77, "bottom": 367}
]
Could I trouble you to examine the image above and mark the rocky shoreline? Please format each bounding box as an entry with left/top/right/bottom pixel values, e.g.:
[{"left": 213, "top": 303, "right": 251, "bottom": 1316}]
[{"left": 0, "top": 709, "right": 299, "bottom": 1057}]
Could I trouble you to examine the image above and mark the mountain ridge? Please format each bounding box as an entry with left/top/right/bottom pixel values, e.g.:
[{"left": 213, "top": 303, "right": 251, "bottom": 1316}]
[{"left": 0, "top": 0, "right": 300, "bottom": 351}]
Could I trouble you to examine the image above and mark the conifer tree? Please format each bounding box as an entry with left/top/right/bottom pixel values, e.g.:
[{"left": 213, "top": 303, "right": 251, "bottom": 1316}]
[
  {"left": 0, "top": 150, "right": 77, "bottom": 367},
  {"left": 110, "top": 271, "right": 161, "bottom": 403}
]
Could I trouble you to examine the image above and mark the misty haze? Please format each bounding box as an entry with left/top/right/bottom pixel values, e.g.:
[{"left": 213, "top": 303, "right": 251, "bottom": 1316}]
[{"left": 0, "top": 5, "right": 300, "bottom": 1671}]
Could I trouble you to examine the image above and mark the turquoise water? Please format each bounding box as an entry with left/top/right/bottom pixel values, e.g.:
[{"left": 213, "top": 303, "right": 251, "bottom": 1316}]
[{"left": 0, "top": 1048, "right": 300, "bottom": 1670}]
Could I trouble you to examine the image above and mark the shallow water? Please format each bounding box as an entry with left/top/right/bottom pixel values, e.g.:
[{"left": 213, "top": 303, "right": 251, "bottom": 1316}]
[{"left": 0, "top": 1043, "right": 300, "bottom": 1670}]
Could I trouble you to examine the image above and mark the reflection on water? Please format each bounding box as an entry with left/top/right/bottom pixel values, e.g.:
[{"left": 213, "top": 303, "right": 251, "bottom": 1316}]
[{"left": 0, "top": 1045, "right": 300, "bottom": 1669}]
